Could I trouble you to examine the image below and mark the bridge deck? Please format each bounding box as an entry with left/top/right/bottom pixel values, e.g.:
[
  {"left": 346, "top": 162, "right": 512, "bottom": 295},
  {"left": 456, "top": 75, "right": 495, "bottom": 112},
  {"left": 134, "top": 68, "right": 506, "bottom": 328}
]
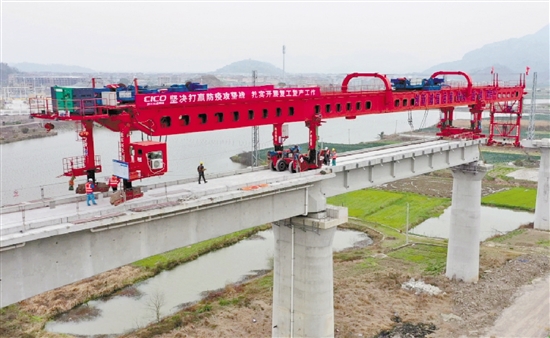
[{"left": 1, "top": 138, "right": 479, "bottom": 249}]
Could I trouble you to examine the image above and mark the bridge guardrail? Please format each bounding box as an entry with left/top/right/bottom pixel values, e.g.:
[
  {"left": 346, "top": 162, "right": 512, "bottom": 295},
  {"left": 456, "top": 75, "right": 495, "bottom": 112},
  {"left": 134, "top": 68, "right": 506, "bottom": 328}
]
[
  {"left": 1, "top": 165, "right": 319, "bottom": 236},
  {"left": 0, "top": 165, "right": 270, "bottom": 214}
]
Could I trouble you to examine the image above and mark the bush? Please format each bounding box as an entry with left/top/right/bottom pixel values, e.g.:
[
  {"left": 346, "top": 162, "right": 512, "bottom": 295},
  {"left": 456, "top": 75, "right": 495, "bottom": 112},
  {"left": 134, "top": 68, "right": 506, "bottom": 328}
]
[{"left": 21, "top": 127, "right": 29, "bottom": 134}]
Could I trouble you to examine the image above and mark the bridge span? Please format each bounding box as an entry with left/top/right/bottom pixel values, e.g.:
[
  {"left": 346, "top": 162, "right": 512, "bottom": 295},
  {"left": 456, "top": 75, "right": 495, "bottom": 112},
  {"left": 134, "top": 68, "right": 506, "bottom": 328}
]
[{"left": 1, "top": 138, "right": 505, "bottom": 337}]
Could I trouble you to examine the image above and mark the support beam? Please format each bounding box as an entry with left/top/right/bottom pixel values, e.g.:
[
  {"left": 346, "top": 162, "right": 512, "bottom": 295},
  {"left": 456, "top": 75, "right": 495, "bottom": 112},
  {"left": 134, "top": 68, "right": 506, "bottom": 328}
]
[
  {"left": 446, "top": 162, "right": 490, "bottom": 282},
  {"left": 272, "top": 206, "right": 347, "bottom": 338},
  {"left": 522, "top": 138, "right": 550, "bottom": 230}
]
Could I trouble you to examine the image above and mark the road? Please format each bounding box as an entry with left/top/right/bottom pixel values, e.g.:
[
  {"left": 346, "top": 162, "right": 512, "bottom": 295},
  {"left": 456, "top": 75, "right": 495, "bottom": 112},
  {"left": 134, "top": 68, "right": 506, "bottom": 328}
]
[{"left": 482, "top": 273, "right": 550, "bottom": 338}]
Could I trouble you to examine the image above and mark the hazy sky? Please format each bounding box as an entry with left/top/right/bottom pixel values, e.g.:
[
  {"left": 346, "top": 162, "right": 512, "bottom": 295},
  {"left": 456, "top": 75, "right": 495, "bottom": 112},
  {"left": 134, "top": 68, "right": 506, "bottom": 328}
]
[{"left": 2, "top": 1, "right": 549, "bottom": 74}]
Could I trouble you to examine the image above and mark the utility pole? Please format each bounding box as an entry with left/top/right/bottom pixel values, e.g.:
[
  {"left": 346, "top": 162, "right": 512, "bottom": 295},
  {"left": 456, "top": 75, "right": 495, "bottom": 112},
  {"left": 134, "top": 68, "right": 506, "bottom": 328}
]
[
  {"left": 527, "top": 72, "right": 537, "bottom": 140},
  {"left": 406, "top": 203, "right": 410, "bottom": 244},
  {"left": 251, "top": 70, "right": 259, "bottom": 168},
  {"left": 282, "top": 45, "right": 286, "bottom": 86}
]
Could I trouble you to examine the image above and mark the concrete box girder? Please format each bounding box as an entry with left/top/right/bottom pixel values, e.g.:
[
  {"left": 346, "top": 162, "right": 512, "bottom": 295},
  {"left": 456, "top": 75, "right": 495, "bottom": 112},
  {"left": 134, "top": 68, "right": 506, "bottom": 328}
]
[{"left": 2, "top": 139, "right": 485, "bottom": 309}]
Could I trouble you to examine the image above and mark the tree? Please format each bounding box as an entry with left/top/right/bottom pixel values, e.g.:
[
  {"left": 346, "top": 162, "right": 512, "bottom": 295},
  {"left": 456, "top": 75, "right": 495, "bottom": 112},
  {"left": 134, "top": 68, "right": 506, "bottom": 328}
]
[
  {"left": 1, "top": 63, "right": 20, "bottom": 85},
  {"left": 145, "top": 289, "right": 166, "bottom": 323}
]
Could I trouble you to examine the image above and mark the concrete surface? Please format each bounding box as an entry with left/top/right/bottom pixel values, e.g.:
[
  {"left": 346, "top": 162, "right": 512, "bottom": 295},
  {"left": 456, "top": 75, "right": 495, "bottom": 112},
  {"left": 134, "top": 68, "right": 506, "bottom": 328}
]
[
  {"left": 446, "top": 162, "right": 490, "bottom": 282},
  {"left": 522, "top": 138, "right": 550, "bottom": 231},
  {"left": 272, "top": 207, "right": 348, "bottom": 338}
]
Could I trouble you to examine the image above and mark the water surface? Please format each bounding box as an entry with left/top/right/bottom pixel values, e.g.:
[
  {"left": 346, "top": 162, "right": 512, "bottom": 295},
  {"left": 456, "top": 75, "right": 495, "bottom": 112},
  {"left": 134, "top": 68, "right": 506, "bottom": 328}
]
[
  {"left": 410, "top": 206, "right": 533, "bottom": 241},
  {"left": 45, "top": 228, "right": 371, "bottom": 336}
]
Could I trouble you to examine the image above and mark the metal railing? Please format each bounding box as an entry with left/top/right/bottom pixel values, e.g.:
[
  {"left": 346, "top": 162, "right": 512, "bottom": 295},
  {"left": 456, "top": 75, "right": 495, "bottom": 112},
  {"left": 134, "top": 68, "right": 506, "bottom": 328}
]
[
  {"left": 62, "top": 155, "right": 101, "bottom": 175},
  {"left": 29, "top": 97, "right": 106, "bottom": 116}
]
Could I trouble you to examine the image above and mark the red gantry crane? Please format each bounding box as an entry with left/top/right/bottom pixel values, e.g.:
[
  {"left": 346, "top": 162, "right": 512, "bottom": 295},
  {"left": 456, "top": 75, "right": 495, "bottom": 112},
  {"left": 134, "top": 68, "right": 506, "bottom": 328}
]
[{"left": 29, "top": 71, "right": 527, "bottom": 203}]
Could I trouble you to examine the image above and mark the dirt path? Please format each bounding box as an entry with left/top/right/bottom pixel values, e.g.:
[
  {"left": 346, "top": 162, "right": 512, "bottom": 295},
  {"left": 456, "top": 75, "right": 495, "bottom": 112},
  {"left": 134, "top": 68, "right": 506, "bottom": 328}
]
[{"left": 482, "top": 273, "right": 550, "bottom": 338}]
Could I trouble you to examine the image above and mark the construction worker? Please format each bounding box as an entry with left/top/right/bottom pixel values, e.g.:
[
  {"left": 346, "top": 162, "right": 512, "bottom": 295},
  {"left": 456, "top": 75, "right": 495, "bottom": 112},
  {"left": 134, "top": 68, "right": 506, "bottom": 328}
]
[
  {"left": 197, "top": 162, "right": 207, "bottom": 184},
  {"left": 290, "top": 145, "right": 300, "bottom": 160},
  {"left": 109, "top": 175, "right": 120, "bottom": 192},
  {"left": 85, "top": 178, "right": 97, "bottom": 206},
  {"left": 325, "top": 147, "right": 331, "bottom": 166},
  {"left": 331, "top": 148, "right": 337, "bottom": 166},
  {"left": 68, "top": 175, "right": 75, "bottom": 191}
]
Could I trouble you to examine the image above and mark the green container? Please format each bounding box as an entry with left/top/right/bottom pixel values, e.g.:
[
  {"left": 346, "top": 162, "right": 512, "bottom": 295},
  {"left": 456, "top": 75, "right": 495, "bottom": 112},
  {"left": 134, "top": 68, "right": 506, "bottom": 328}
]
[{"left": 51, "top": 86, "right": 74, "bottom": 112}]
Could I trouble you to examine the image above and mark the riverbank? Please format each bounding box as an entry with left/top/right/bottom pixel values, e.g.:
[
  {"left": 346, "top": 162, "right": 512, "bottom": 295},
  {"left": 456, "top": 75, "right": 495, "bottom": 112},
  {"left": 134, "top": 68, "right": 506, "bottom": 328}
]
[{"left": 0, "top": 115, "right": 73, "bottom": 144}]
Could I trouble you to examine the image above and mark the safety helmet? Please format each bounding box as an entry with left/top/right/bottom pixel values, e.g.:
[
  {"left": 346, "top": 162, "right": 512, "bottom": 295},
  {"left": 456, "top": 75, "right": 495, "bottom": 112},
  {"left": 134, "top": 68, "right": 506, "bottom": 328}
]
[
  {"left": 332, "top": 148, "right": 335, "bottom": 151},
  {"left": 200, "top": 162, "right": 203, "bottom": 164},
  {"left": 88, "top": 178, "right": 93, "bottom": 181}
]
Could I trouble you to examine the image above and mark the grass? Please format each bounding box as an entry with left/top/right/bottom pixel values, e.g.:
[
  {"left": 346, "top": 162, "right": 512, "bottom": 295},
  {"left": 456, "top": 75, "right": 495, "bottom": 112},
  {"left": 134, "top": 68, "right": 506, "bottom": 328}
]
[
  {"left": 329, "top": 189, "right": 451, "bottom": 276},
  {"left": 481, "top": 187, "right": 537, "bottom": 211},
  {"left": 334, "top": 249, "right": 372, "bottom": 262},
  {"left": 388, "top": 244, "right": 447, "bottom": 275},
  {"left": 218, "top": 296, "right": 244, "bottom": 306},
  {"left": 250, "top": 274, "right": 274, "bottom": 291},
  {"left": 329, "top": 189, "right": 403, "bottom": 218},
  {"left": 486, "top": 228, "right": 529, "bottom": 243},
  {"left": 356, "top": 257, "right": 381, "bottom": 270},
  {"left": 0, "top": 305, "right": 45, "bottom": 338},
  {"left": 328, "top": 189, "right": 450, "bottom": 231},
  {"left": 133, "top": 224, "right": 271, "bottom": 272},
  {"left": 480, "top": 151, "right": 540, "bottom": 164},
  {"left": 486, "top": 165, "right": 519, "bottom": 181}
]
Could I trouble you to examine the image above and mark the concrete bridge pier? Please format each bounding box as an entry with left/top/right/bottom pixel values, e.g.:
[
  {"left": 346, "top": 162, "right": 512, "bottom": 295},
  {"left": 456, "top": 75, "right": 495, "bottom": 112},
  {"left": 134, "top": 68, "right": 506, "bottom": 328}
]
[
  {"left": 446, "top": 162, "right": 491, "bottom": 283},
  {"left": 272, "top": 206, "right": 348, "bottom": 338},
  {"left": 522, "top": 138, "right": 550, "bottom": 230}
]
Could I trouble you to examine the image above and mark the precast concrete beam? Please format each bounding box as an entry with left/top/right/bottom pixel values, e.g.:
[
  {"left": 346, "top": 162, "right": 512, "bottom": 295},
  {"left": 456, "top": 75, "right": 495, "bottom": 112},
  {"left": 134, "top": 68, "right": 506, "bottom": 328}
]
[
  {"left": 446, "top": 162, "right": 491, "bottom": 283},
  {"left": 521, "top": 138, "right": 550, "bottom": 230},
  {"left": 319, "top": 139, "right": 484, "bottom": 197},
  {"left": 272, "top": 206, "right": 348, "bottom": 338}
]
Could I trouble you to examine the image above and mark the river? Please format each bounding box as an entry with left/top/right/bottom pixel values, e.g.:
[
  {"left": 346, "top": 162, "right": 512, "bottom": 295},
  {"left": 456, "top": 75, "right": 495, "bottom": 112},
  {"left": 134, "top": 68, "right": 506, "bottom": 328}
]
[{"left": 45, "top": 228, "right": 371, "bottom": 336}]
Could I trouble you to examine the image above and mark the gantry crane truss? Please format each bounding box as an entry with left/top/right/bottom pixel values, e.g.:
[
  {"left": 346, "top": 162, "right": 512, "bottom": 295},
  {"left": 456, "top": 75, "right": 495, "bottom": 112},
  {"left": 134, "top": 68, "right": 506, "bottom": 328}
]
[{"left": 29, "top": 71, "right": 526, "bottom": 194}]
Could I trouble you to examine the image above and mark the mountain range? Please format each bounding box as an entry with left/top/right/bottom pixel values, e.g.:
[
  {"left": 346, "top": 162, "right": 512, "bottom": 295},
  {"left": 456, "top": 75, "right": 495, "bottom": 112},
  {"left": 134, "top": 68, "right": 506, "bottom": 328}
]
[
  {"left": 10, "top": 62, "right": 96, "bottom": 73},
  {"left": 424, "top": 25, "right": 548, "bottom": 83},
  {"left": 8, "top": 25, "right": 549, "bottom": 85}
]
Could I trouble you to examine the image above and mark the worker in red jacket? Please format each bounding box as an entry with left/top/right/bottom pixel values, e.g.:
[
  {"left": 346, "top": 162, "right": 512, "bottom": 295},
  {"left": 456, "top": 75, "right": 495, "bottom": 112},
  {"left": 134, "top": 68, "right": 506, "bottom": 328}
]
[
  {"left": 109, "top": 175, "right": 120, "bottom": 192},
  {"left": 85, "top": 178, "right": 97, "bottom": 206}
]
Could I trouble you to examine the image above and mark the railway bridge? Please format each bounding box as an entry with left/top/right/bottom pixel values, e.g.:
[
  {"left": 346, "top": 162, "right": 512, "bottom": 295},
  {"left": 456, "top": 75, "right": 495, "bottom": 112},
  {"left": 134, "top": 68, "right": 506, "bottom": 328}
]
[{"left": 6, "top": 138, "right": 542, "bottom": 337}]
